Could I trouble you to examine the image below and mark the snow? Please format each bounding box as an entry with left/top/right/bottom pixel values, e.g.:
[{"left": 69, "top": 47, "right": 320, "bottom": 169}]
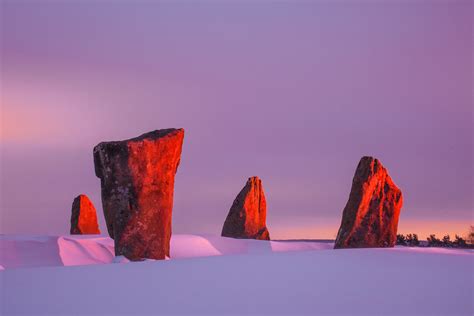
[
  {"left": 112, "top": 255, "right": 130, "bottom": 264},
  {"left": 0, "top": 234, "right": 334, "bottom": 269},
  {"left": 58, "top": 236, "right": 115, "bottom": 266},
  {"left": 1, "top": 234, "right": 473, "bottom": 315}
]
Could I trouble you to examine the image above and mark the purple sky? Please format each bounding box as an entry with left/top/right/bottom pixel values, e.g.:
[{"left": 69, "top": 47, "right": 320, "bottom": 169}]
[{"left": 1, "top": 1, "right": 472, "bottom": 239}]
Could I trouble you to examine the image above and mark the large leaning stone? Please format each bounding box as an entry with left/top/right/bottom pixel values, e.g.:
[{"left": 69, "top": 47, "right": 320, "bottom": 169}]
[
  {"left": 93, "top": 129, "right": 184, "bottom": 260},
  {"left": 334, "top": 156, "right": 403, "bottom": 249},
  {"left": 222, "top": 176, "right": 270, "bottom": 240},
  {"left": 70, "top": 194, "right": 100, "bottom": 235}
]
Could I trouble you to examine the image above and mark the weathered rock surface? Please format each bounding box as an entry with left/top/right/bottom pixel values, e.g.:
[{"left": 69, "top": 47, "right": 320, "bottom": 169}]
[
  {"left": 70, "top": 194, "right": 100, "bottom": 235},
  {"left": 222, "top": 176, "right": 270, "bottom": 240},
  {"left": 93, "top": 129, "right": 184, "bottom": 260},
  {"left": 334, "top": 156, "right": 403, "bottom": 249}
]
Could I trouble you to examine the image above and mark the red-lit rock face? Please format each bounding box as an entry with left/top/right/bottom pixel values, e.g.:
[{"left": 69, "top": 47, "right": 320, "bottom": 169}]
[
  {"left": 335, "top": 156, "right": 403, "bottom": 249},
  {"left": 222, "top": 176, "right": 270, "bottom": 240},
  {"left": 93, "top": 129, "right": 184, "bottom": 260},
  {"left": 70, "top": 194, "right": 100, "bottom": 235}
]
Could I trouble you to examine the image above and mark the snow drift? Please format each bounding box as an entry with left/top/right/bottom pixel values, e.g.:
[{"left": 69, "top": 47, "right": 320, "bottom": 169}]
[{"left": 0, "top": 234, "right": 335, "bottom": 269}]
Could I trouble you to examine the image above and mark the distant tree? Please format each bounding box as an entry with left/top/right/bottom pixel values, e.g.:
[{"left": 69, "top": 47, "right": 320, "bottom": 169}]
[
  {"left": 396, "top": 234, "right": 407, "bottom": 246},
  {"left": 453, "top": 235, "right": 467, "bottom": 248},
  {"left": 467, "top": 226, "right": 474, "bottom": 245},
  {"left": 403, "top": 233, "right": 420, "bottom": 247},
  {"left": 411, "top": 234, "right": 420, "bottom": 246},
  {"left": 427, "top": 234, "right": 442, "bottom": 247},
  {"left": 442, "top": 235, "right": 452, "bottom": 247}
]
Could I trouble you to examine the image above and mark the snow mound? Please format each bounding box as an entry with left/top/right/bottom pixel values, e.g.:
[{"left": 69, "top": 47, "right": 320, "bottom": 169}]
[
  {"left": 171, "top": 234, "right": 222, "bottom": 258},
  {"left": 0, "top": 234, "right": 335, "bottom": 269},
  {"left": 58, "top": 236, "right": 115, "bottom": 266},
  {"left": 0, "top": 235, "right": 63, "bottom": 269}
]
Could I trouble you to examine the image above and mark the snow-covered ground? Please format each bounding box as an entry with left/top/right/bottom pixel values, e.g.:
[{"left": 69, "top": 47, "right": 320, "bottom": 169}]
[
  {"left": 0, "top": 234, "right": 334, "bottom": 269},
  {"left": 1, "top": 234, "right": 473, "bottom": 315}
]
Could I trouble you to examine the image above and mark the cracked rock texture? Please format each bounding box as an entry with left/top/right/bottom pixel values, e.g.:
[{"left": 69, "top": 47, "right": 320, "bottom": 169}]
[
  {"left": 222, "top": 176, "right": 270, "bottom": 240},
  {"left": 93, "top": 129, "right": 184, "bottom": 260},
  {"left": 335, "top": 156, "right": 403, "bottom": 249}
]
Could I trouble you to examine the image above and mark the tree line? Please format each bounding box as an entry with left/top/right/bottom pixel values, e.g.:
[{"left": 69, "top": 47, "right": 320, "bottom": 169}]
[{"left": 396, "top": 226, "right": 474, "bottom": 248}]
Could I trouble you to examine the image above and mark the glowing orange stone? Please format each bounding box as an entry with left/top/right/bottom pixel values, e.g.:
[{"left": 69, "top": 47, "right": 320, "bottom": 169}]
[
  {"left": 70, "top": 194, "right": 100, "bottom": 235},
  {"left": 222, "top": 176, "right": 270, "bottom": 240},
  {"left": 335, "top": 156, "right": 403, "bottom": 248}
]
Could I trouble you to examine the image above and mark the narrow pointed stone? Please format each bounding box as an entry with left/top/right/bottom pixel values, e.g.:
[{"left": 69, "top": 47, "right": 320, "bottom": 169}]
[
  {"left": 335, "top": 156, "right": 403, "bottom": 249},
  {"left": 222, "top": 176, "right": 270, "bottom": 240}
]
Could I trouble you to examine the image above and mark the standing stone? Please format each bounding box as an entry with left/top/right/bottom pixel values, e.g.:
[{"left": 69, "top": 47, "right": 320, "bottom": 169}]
[
  {"left": 222, "top": 176, "right": 270, "bottom": 240},
  {"left": 70, "top": 194, "right": 100, "bottom": 235},
  {"left": 334, "top": 156, "right": 403, "bottom": 249},
  {"left": 93, "top": 129, "right": 184, "bottom": 260}
]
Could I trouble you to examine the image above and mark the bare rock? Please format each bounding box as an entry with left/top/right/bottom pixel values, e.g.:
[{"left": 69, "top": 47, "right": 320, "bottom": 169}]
[
  {"left": 93, "top": 129, "right": 184, "bottom": 260},
  {"left": 70, "top": 194, "right": 100, "bottom": 235},
  {"left": 335, "top": 156, "right": 403, "bottom": 248},
  {"left": 222, "top": 176, "right": 270, "bottom": 240}
]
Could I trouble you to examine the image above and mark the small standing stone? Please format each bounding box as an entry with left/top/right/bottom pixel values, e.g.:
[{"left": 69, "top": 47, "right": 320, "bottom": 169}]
[{"left": 70, "top": 194, "right": 100, "bottom": 235}]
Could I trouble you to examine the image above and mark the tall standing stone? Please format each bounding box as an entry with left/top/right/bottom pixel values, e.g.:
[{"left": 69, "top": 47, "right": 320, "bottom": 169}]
[
  {"left": 93, "top": 129, "right": 184, "bottom": 260},
  {"left": 334, "top": 156, "right": 403, "bottom": 249},
  {"left": 222, "top": 176, "right": 270, "bottom": 240},
  {"left": 70, "top": 194, "right": 100, "bottom": 235}
]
